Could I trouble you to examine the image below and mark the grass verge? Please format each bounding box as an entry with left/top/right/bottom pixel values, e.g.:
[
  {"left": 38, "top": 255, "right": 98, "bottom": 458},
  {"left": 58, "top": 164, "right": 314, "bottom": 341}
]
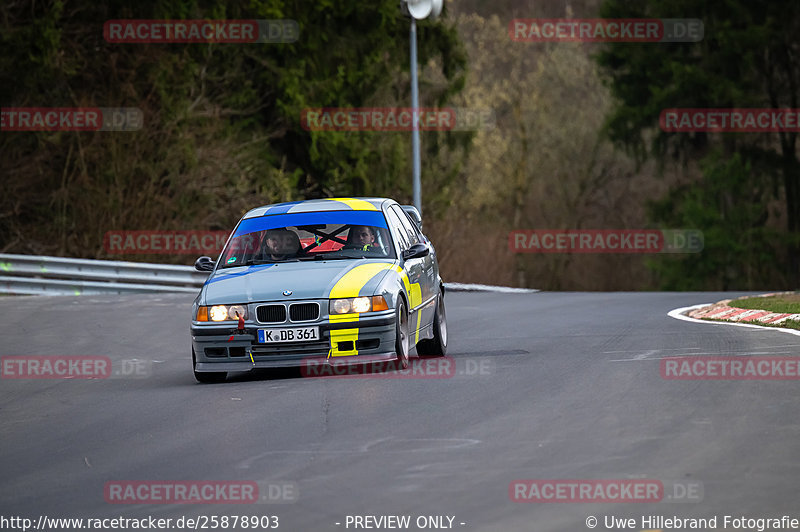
[{"left": 729, "top": 293, "right": 800, "bottom": 314}]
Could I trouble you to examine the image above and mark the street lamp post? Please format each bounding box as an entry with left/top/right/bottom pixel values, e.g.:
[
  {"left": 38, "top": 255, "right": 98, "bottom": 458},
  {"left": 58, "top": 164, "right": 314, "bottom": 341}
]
[
  {"left": 402, "top": 0, "right": 443, "bottom": 216},
  {"left": 410, "top": 18, "right": 421, "bottom": 215}
]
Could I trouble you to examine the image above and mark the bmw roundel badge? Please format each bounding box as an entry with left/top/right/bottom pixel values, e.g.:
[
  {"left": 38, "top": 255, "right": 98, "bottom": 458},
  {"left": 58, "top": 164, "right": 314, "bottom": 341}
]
[{"left": 282, "top": 290, "right": 292, "bottom": 296}]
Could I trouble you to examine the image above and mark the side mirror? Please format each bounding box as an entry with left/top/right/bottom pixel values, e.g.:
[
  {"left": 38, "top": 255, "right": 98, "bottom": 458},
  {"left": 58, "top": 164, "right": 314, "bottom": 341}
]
[
  {"left": 194, "top": 256, "right": 215, "bottom": 272},
  {"left": 402, "top": 243, "right": 429, "bottom": 261}
]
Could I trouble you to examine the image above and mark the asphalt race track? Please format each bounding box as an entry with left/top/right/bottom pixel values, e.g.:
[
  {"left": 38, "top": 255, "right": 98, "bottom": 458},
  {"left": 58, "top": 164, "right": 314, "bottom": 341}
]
[{"left": 2, "top": 291, "right": 799, "bottom": 531}]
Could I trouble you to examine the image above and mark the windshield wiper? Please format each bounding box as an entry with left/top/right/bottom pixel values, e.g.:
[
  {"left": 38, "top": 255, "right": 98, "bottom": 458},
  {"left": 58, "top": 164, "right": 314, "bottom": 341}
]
[
  {"left": 299, "top": 253, "right": 363, "bottom": 261},
  {"left": 240, "top": 258, "right": 270, "bottom": 266},
  {"left": 224, "top": 257, "right": 300, "bottom": 268}
]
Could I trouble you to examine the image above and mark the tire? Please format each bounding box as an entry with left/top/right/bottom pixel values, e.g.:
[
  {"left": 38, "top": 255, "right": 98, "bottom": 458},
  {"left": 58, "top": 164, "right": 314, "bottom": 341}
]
[
  {"left": 193, "top": 347, "right": 227, "bottom": 384},
  {"left": 416, "top": 290, "right": 447, "bottom": 357},
  {"left": 394, "top": 298, "right": 410, "bottom": 370}
]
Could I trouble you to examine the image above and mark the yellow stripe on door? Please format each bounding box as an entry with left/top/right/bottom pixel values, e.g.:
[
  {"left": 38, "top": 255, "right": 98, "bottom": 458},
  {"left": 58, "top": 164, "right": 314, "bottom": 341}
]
[{"left": 391, "top": 266, "right": 423, "bottom": 344}]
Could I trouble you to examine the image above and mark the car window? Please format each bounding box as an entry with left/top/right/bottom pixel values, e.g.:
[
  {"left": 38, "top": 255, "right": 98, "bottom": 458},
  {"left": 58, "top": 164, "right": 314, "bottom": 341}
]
[
  {"left": 391, "top": 205, "right": 420, "bottom": 246},
  {"left": 385, "top": 208, "right": 409, "bottom": 251}
]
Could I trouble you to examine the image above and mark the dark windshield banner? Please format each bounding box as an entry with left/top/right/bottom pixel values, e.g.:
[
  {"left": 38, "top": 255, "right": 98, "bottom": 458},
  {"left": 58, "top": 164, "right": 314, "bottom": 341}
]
[{"left": 232, "top": 210, "right": 387, "bottom": 238}]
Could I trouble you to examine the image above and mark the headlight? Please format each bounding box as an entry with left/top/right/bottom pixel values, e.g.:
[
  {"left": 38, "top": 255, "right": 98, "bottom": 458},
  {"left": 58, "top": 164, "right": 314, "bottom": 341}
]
[
  {"left": 329, "top": 296, "right": 389, "bottom": 314},
  {"left": 209, "top": 305, "right": 228, "bottom": 321},
  {"left": 332, "top": 299, "right": 352, "bottom": 314},
  {"left": 195, "top": 304, "right": 249, "bottom": 322},
  {"left": 351, "top": 297, "right": 371, "bottom": 313},
  {"left": 227, "top": 305, "right": 247, "bottom": 319}
]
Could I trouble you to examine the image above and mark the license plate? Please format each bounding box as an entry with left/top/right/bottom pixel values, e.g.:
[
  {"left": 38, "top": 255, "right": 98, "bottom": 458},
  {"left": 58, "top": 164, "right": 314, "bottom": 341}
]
[{"left": 258, "top": 327, "right": 319, "bottom": 343}]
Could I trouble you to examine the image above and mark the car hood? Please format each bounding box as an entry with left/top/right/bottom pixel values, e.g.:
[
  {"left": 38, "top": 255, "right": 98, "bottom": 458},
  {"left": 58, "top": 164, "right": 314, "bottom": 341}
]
[{"left": 201, "top": 259, "right": 399, "bottom": 305}]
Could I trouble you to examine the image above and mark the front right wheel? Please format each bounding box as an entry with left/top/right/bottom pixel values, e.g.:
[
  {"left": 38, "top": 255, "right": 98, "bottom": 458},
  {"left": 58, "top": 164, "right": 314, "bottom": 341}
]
[{"left": 394, "top": 299, "right": 410, "bottom": 370}]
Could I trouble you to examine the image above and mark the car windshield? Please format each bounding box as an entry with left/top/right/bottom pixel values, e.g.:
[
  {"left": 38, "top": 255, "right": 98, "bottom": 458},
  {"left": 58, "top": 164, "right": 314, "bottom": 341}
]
[{"left": 218, "top": 210, "right": 395, "bottom": 268}]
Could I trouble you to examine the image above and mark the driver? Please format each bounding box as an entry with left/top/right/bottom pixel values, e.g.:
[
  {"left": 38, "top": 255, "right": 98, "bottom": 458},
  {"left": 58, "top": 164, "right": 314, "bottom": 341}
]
[
  {"left": 345, "top": 225, "right": 377, "bottom": 251},
  {"left": 262, "top": 229, "right": 301, "bottom": 260}
]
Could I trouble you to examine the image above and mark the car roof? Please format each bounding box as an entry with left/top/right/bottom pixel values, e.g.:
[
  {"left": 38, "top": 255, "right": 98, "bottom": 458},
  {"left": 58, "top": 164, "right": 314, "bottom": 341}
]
[{"left": 242, "top": 197, "right": 394, "bottom": 219}]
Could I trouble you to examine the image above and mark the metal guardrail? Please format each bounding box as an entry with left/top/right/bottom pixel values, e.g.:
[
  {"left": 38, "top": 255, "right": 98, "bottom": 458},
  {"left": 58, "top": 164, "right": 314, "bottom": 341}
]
[
  {"left": 0, "top": 254, "right": 207, "bottom": 295},
  {"left": 0, "top": 254, "right": 537, "bottom": 296}
]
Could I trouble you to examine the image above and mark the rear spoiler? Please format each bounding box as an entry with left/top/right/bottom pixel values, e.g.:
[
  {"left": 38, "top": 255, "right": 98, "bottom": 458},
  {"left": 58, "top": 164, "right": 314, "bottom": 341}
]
[{"left": 401, "top": 205, "right": 423, "bottom": 230}]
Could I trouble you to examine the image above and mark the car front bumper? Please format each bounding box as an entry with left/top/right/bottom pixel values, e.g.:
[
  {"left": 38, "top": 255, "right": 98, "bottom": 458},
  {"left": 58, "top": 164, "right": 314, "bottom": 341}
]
[{"left": 191, "top": 310, "right": 396, "bottom": 371}]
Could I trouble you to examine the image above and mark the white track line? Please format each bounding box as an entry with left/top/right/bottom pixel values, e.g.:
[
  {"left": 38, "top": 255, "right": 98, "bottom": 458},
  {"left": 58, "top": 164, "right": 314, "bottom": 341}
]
[{"left": 668, "top": 303, "right": 800, "bottom": 337}]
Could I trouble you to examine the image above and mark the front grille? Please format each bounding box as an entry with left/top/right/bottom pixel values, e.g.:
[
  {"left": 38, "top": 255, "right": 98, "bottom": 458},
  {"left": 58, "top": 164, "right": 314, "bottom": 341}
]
[
  {"left": 257, "top": 304, "right": 286, "bottom": 323},
  {"left": 290, "top": 303, "right": 319, "bottom": 322}
]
